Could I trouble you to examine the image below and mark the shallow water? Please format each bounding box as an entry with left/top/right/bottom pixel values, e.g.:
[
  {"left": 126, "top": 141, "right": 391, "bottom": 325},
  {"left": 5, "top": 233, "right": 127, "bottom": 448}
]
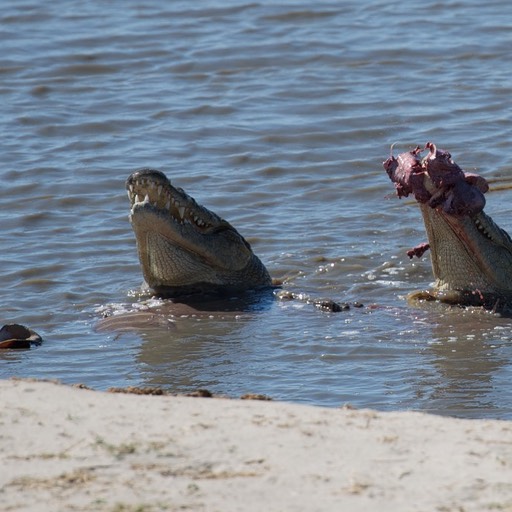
[{"left": 1, "top": 0, "right": 512, "bottom": 419}]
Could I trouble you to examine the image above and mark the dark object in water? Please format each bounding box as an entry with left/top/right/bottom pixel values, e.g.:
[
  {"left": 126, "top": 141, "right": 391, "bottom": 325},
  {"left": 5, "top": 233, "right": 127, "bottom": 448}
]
[{"left": 0, "top": 324, "right": 42, "bottom": 349}]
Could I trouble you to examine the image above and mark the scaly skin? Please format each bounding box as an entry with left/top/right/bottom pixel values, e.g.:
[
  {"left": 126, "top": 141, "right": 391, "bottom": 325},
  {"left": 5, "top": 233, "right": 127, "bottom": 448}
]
[
  {"left": 384, "top": 143, "right": 512, "bottom": 310},
  {"left": 126, "top": 169, "right": 272, "bottom": 297}
]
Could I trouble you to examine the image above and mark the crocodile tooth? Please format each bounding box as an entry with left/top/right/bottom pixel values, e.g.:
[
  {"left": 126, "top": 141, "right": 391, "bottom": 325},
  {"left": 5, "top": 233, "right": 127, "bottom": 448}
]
[
  {"left": 144, "top": 194, "right": 150, "bottom": 203},
  {"left": 178, "top": 206, "right": 185, "bottom": 219},
  {"left": 165, "top": 199, "right": 171, "bottom": 210},
  {"left": 135, "top": 194, "right": 141, "bottom": 204}
]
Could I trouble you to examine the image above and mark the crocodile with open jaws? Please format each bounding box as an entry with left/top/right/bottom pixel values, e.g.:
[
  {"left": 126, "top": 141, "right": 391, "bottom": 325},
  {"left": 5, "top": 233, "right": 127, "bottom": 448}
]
[
  {"left": 126, "top": 168, "right": 272, "bottom": 297},
  {"left": 122, "top": 169, "right": 350, "bottom": 314},
  {"left": 384, "top": 142, "right": 512, "bottom": 312}
]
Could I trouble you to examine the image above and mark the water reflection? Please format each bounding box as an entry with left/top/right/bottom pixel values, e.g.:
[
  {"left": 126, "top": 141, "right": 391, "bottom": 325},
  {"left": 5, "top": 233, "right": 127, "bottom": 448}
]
[
  {"left": 99, "top": 293, "right": 512, "bottom": 420},
  {"left": 134, "top": 315, "right": 258, "bottom": 392},
  {"left": 97, "top": 289, "right": 276, "bottom": 392},
  {"left": 414, "top": 305, "right": 512, "bottom": 418}
]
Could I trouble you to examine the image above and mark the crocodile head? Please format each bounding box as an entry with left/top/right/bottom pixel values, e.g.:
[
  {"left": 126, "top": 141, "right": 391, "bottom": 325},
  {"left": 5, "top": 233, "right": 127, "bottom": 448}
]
[
  {"left": 126, "top": 169, "right": 272, "bottom": 297},
  {"left": 384, "top": 143, "right": 512, "bottom": 309}
]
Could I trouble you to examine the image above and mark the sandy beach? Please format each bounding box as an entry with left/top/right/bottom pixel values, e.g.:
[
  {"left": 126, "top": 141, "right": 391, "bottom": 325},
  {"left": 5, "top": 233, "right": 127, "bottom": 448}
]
[{"left": 1, "top": 378, "right": 512, "bottom": 511}]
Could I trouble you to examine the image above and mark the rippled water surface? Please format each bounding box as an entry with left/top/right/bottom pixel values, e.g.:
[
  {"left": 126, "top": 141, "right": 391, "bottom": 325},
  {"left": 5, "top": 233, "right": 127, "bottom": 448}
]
[{"left": 2, "top": 0, "right": 512, "bottom": 419}]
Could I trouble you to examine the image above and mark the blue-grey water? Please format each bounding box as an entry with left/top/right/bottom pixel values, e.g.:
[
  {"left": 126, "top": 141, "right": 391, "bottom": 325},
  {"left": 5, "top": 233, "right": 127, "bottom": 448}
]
[{"left": 1, "top": 0, "right": 512, "bottom": 419}]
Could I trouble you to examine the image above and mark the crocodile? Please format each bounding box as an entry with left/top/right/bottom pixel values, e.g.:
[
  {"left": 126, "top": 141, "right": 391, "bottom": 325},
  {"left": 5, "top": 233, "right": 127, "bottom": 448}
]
[
  {"left": 126, "top": 168, "right": 273, "bottom": 298},
  {"left": 121, "top": 169, "right": 355, "bottom": 315},
  {"left": 384, "top": 142, "right": 512, "bottom": 311}
]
